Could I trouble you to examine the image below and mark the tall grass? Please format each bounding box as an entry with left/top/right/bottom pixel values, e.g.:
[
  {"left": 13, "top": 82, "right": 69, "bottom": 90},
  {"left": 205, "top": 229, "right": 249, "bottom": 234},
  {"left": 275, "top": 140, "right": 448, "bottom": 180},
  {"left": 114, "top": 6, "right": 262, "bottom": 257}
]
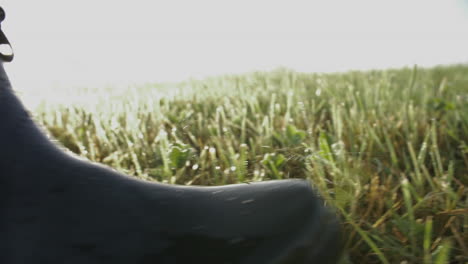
[{"left": 30, "top": 64, "right": 467, "bottom": 263}]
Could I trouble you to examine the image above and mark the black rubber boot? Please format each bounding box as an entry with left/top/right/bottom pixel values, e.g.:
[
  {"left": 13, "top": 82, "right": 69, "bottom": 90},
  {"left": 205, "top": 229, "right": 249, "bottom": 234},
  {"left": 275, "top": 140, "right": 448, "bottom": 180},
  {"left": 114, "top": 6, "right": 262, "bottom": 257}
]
[{"left": 0, "top": 7, "right": 342, "bottom": 264}]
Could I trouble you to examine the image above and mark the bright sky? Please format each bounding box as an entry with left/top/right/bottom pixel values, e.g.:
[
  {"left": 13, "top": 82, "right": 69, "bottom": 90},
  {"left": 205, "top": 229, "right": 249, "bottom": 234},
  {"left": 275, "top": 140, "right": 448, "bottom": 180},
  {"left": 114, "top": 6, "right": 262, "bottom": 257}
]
[{"left": 1, "top": 0, "right": 468, "bottom": 90}]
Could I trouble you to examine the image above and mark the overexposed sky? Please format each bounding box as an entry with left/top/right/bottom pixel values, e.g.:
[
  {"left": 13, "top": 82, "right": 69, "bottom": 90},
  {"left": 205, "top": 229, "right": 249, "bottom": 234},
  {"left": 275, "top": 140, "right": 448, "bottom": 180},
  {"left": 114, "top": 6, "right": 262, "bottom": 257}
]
[{"left": 1, "top": 0, "right": 468, "bottom": 90}]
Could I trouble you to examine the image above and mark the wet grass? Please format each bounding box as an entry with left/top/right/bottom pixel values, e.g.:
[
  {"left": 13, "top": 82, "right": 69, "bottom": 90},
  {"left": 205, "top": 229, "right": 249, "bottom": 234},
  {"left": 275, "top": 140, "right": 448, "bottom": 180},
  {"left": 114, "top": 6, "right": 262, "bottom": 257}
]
[{"left": 30, "top": 64, "right": 467, "bottom": 263}]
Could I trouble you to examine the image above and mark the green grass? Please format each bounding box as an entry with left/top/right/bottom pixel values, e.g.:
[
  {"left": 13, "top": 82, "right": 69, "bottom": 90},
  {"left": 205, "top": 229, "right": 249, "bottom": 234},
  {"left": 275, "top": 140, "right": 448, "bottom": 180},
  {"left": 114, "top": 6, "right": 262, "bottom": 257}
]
[{"left": 29, "top": 64, "right": 467, "bottom": 263}]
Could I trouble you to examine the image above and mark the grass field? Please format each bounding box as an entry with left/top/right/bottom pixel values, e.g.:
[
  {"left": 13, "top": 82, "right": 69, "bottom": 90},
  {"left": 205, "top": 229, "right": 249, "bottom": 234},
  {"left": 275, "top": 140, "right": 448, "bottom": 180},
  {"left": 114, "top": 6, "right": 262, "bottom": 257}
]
[{"left": 27, "top": 64, "right": 467, "bottom": 263}]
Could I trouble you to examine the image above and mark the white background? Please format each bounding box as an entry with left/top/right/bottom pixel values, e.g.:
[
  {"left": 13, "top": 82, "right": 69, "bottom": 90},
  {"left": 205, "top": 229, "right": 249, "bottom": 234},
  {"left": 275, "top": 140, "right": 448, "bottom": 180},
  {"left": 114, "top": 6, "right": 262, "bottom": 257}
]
[{"left": 1, "top": 0, "right": 468, "bottom": 90}]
